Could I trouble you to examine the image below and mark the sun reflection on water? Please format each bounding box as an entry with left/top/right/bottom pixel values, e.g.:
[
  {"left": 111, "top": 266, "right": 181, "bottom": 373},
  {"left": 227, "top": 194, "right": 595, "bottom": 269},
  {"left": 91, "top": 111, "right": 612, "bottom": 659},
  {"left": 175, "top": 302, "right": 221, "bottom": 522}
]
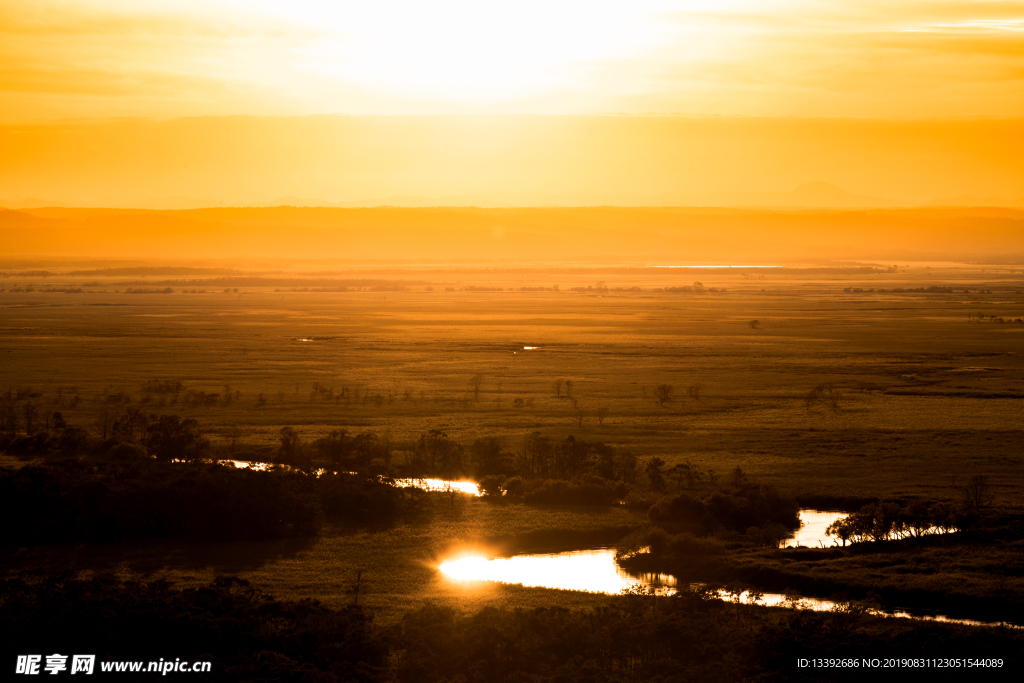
[
  {"left": 395, "top": 478, "right": 481, "bottom": 496},
  {"left": 439, "top": 548, "right": 676, "bottom": 595}
]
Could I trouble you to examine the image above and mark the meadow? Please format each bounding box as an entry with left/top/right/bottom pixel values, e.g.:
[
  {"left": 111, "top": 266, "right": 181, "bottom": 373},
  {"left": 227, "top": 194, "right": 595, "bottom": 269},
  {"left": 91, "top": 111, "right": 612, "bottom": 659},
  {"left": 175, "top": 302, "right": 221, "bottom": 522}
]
[
  {"left": 2, "top": 262, "right": 1022, "bottom": 503},
  {"left": 2, "top": 261, "right": 1023, "bottom": 660}
]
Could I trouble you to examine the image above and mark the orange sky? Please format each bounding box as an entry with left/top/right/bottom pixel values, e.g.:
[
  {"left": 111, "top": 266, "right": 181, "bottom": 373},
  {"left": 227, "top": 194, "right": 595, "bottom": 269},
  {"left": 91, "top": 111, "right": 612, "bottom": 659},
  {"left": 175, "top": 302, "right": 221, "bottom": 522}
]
[
  {"left": 2, "top": 116, "right": 1023, "bottom": 207},
  {"left": 3, "top": 1, "right": 1023, "bottom": 120},
  {"left": 1, "top": 2, "right": 1022, "bottom": 207}
]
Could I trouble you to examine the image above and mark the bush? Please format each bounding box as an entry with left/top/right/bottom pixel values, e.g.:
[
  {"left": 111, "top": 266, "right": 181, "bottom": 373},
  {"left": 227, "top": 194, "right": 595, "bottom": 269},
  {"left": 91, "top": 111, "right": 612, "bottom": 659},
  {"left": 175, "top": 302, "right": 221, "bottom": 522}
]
[
  {"left": 522, "top": 476, "right": 625, "bottom": 506},
  {"left": 317, "top": 472, "right": 402, "bottom": 523},
  {"left": 478, "top": 474, "right": 506, "bottom": 497},
  {"left": 649, "top": 483, "right": 799, "bottom": 535},
  {"left": 501, "top": 476, "right": 524, "bottom": 499}
]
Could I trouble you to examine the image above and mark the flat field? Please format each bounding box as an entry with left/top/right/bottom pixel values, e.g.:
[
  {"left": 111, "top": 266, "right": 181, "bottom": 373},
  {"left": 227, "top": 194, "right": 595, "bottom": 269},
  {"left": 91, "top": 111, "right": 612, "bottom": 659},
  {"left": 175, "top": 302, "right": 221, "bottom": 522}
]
[
  {"left": 2, "top": 261, "right": 1024, "bottom": 625},
  {"left": 2, "top": 264, "right": 1022, "bottom": 502},
  {"left": 6, "top": 264, "right": 1024, "bottom": 505}
]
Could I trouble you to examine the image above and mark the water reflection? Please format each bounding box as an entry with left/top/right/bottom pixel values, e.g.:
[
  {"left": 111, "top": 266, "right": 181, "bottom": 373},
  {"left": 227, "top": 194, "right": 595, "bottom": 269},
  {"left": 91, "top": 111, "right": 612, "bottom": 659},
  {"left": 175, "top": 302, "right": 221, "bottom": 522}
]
[
  {"left": 395, "top": 478, "right": 481, "bottom": 496},
  {"left": 228, "top": 460, "right": 271, "bottom": 471},
  {"left": 224, "top": 462, "right": 481, "bottom": 496},
  {"left": 440, "top": 548, "right": 676, "bottom": 595},
  {"left": 438, "top": 511, "right": 1016, "bottom": 628},
  {"left": 783, "top": 510, "right": 846, "bottom": 548}
]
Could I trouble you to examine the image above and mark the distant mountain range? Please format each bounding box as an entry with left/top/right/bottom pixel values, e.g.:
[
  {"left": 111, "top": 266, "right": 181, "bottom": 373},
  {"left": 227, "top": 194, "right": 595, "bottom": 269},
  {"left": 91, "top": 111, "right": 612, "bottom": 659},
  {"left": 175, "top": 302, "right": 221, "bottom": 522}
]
[
  {"left": 3, "top": 183, "right": 1022, "bottom": 210},
  {"left": 4, "top": 204, "right": 1023, "bottom": 264}
]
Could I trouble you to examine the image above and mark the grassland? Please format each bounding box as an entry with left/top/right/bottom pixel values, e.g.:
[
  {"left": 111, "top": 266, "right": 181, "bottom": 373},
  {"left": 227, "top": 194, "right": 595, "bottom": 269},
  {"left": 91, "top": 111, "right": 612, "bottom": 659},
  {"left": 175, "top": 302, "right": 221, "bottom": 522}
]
[
  {"left": 2, "top": 262, "right": 1021, "bottom": 504},
  {"left": 2, "top": 261, "right": 1023, "bottom": 630}
]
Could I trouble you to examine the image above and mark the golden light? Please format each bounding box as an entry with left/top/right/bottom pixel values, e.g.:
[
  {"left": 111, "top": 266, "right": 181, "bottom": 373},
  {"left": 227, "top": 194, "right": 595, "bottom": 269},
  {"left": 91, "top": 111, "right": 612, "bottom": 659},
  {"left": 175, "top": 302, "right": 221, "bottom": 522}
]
[
  {"left": 206, "top": 0, "right": 683, "bottom": 102},
  {"left": 439, "top": 549, "right": 669, "bottom": 594}
]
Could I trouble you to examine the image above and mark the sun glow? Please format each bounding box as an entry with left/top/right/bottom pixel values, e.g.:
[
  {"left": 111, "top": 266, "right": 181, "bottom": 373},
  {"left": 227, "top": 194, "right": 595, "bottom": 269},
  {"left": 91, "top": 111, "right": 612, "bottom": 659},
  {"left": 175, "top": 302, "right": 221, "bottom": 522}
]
[
  {"left": 199, "top": 0, "right": 691, "bottom": 102},
  {"left": 439, "top": 548, "right": 673, "bottom": 594},
  {"left": 4, "top": 1, "right": 1024, "bottom": 121}
]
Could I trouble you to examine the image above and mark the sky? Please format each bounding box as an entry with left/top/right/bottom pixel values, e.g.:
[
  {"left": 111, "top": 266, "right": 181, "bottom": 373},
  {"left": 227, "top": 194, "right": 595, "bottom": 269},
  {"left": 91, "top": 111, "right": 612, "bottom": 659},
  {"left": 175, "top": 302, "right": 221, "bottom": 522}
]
[
  {"left": 1, "top": 1, "right": 1022, "bottom": 206},
  {"left": 3, "top": 0, "right": 1023, "bottom": 120}
]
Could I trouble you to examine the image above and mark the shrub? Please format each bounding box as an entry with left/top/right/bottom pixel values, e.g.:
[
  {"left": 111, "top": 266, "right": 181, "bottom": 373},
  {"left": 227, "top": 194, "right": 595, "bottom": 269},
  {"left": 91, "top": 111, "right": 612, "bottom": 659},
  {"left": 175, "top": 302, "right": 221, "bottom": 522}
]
[{"left": 501, "top": 476, "right": 525, "bottom": 499}]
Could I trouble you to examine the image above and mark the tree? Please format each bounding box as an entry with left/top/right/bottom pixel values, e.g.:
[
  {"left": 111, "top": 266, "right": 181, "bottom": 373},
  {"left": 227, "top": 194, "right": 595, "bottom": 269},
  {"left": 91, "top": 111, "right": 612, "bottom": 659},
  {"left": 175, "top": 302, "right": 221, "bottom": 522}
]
[
  {"left": 596, "top": 406, "right": 609, "bottom": 425},
  {"left": 645, "top": 457, "right": 667, "bottom": 492},
  {"left": 564, "top": 380, "right": 574, "bottom": 398},
  {"left": 574, "top": 406, "right": 586, "bottom": 428},
  {"left": 687, "top": 383, "right": 705, "bottom": 401},
  {"left": 826, "top": 518, "right": 854, "bottom": 546},
  {"left": 669, "top": 461, "right": 701, "bottom": 489},
  {"left": 469, "top": 374, "right": 484, "bottom": 401},
  {"left": 502, "top": 476, "right": 524, "bottom": 498},
  {"left": 961, "top": 475, "right": 994, "bottom": 515},
  {"left": 228, "top": 424, "right": 242, "bottom": 455},
  {"left": 23, "top": 401, "right": 37, "bottom": 434},
  {"left": 380, "top": 426, "right": 393, "bottom": 468},
  {"left": 278, "top": 426, "right": 312, "bottom": 470},
  {"left": 0, "top": 403, "right": 19, "bottom": 438},
  {"left": 749, "top": 320, "right": 761, "bottom": 329},
  {"left": 654, "top": 384, "right": 673, "bottom": 406},
  {"left": 478, "top": 474, "right": 505, "bottom": 497},
  {"left": 471, "top": 436, "right": 512, "bottom": 476},
  {"left": 826, "top": 389, "right": 841, "bottom": 413},
  {"left": 112, "top": 406, "right": 149, "bottom": 442},
  {"left": 417, "top": 429, "right": 463, "bottom": 478},
  {"left": 314, "top": 429, "right": 351, "bottom": 467},
  {"left": 145, "top": 414, "right": 208, "bottom": 462},
  {"left": 57, "top": 426, "right": 89, "bottom": 458},
  {"left": 95, "top": 404, "right": 116, "bottom": 439},
  {"left": 553, "top": 378, "right": 564, "bottom": 397}
]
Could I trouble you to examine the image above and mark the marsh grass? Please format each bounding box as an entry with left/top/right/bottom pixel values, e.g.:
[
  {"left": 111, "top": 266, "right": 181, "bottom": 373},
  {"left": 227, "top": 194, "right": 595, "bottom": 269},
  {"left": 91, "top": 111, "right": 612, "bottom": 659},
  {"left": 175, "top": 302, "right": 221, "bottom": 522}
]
[{"left": 2, "top": 264, "right": 1023, "bottom": 625}]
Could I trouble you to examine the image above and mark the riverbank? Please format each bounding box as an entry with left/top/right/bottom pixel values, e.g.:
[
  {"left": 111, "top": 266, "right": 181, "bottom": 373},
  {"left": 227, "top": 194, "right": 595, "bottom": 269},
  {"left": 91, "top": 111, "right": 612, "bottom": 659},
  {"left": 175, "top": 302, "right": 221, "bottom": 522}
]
[{"left": 619, "top": 517, "right": 1024, "bottom": 625}]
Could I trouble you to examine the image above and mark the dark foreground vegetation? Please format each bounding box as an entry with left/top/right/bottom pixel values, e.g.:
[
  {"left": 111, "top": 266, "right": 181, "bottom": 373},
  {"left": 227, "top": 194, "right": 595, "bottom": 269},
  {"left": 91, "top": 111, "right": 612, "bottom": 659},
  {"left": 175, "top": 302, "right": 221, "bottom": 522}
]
[
  {"left": 1, "top": 575, "right": 1018, "bottom": 682},
  {"left": 0, "top": 460, "right": 424, "bottom": 544}
]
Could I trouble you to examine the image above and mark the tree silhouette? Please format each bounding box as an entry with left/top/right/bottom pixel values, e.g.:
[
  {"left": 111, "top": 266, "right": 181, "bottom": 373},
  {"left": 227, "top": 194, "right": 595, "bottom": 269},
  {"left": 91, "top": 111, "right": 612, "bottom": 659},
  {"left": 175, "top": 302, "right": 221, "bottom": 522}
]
[
  {"left": 654, "top": 384, "right": 673, "bottom": 405},
  {"left": 645, "top": 457, "right": 667, "bottom": 492},
  {"left": 961, "top": 475, "right": 994, "bottom": 515},
  {"left": 469, "top": 374, "right": 484, "bottom": 401},
  {"left": 145, "top": 415, "right": 208, "bottom": 463},
  {"left": 22, "top": 401, "right": 37, "bottom": 435},
  {"left": 687, "top": 383, "right": 705, "bottom": 401}
]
